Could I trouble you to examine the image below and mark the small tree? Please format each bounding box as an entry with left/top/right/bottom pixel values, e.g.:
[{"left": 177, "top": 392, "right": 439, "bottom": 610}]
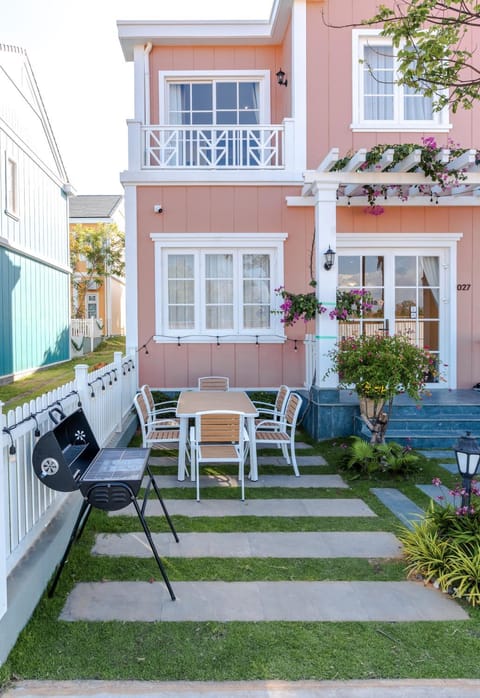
[
  {"left": 327, "top": 333, "right": 437, "bottom": 443},
  {"left": 70, "top": 223, "right": 125, "bottom": 319},
  {"left": 363, "top": 1, "right": 480, "bottom": 112}
]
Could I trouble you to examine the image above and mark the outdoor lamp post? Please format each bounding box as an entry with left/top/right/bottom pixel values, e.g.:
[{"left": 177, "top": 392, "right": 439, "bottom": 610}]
[{"left": 453, "top": 431, "right": 480, "bottom": 509}]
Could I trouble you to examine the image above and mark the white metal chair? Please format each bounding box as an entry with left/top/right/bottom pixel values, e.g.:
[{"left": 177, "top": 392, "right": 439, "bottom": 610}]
[
  {"left": 189, "top": 410, "right": 249, "bottom": 501},
  {"left": 254, "top": 392, "right": 303, "bottom": 476},
  {"left": 134, "top": 392, "right": 182, "bottom": 453},
  {"left": 198, "top": 376, "right": 229, "bottom": 391},
  {"left": 253, "top": 384, "right": 291, "bottom": 429},
  {"left": 140, "top": 384, "right": 179, "bottom": 427}
]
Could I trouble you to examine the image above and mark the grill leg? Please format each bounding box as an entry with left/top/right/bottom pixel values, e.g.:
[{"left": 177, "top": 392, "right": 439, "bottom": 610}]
[
  {"left": 48, "top": 499, "right": 92, "bottom": 598},
  {"left": 131, "top": 495, "right": 176, "bottom": 601},
  {"left": 145, "top": 465, "right": 179, "bottom": 542}
]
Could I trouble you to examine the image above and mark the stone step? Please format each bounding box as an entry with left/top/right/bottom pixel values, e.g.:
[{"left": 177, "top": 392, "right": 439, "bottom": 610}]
[
  {"left": 109, "top": 498, "right": 376, "bottom": 518},
  {"left": 92, "top": 531, "right": 401, "bottom": 559},
  {"left": 371, "top": 488, "right": 425, "bottom": 530},
  {"left": 149, "top": 474, "right": 348, "bottom": 489},
  {"left": 60, "top": 580, "right": 468, "bottom": 622}
]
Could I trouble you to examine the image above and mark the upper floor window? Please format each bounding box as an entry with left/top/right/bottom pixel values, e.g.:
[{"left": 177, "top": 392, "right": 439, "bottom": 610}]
[
  {"left": 160, "top": 71, "right": 270, "bottom": 126},
  {"left": 5, "top": 156, "right": 18, "bottom": 218},
  {"left": 352, "top": 30, "right": 449, "bottom": 131},
  {"left": 151, "top": 233, "right": 286, "bottom": 342}
]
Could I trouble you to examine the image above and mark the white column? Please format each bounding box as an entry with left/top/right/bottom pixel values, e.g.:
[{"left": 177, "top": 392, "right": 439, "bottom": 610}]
[
  {"left": 313, "top": 181, "right": 338, "bottom": 388},
  {"left": 123, "top": 185, "right": 138, "bottom": 354},
  {"left": 0, "top": 402, "right": 8, "bottom": 620},
  {"left": 291, "top": 0, "right": 307, "bottom": 174}
]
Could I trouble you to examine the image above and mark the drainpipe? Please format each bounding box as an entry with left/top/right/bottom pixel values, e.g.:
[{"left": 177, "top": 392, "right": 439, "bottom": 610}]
[{"left": 144, "top": 42, "right": 152, "bottom": 126}]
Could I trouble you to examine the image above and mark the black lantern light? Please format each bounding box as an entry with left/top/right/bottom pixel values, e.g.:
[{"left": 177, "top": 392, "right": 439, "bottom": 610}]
[
  {"left": 323, "top": 246, "right": 336, "bottom": 271},
  {"left": 453, "top": 431, "right": 480, "bottom": 508},
  {"left": 276, "top": 68, "right": 288, "bottom": 87}
]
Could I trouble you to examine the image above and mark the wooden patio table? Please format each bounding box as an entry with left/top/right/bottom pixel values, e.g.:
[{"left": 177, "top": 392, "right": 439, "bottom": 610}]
[{"left": 176, "top": 390, "right": 258, "bottom": 482}]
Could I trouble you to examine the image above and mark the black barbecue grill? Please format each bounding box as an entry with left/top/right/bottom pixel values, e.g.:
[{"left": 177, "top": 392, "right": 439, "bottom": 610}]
[{"left": 32, "top": 406, "right": 178, "bottom": 600}]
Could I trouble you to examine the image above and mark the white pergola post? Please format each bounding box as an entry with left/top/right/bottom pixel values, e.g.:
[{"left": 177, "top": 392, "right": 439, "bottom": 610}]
[{"left": 313, "top": 181, "right": 338, "bottom": 388}]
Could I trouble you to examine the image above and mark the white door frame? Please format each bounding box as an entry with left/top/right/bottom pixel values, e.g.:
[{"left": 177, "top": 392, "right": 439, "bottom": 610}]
[{"left": 337, "top": 232, "right": 462, "bottom": 389}]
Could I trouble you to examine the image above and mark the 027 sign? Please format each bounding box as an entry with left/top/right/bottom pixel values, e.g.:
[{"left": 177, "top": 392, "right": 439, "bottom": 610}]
[{"left": 457, "top": 284, "right": 471, "bottom": 291}]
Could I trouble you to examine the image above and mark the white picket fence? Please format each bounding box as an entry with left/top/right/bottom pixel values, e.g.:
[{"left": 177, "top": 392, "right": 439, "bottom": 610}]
[
  {"left": 0, "top": 350, "right": 138, "bottom": 623},
  {"left": 70, "top": 318, "right": 104, "bottom": 355}
]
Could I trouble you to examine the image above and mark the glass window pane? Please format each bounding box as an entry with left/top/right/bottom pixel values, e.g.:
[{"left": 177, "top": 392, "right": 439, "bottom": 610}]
[
  {"left": 395, "top": 256, "right": 417, "bottom": 285},
  {"left": 168, "top": 280, "right": 194, "bottom": 304},
  {"left": 206, "top": 280, "right": 233, "bottom": 304},
  {"left": 168, "top": 254, "right": 194, "bottom": 277},
  {"left": 206, "top": 254, "right": 233, "bottom": 277},
  {"left": 239, "top": 82, "right": 258, "bottom": 109},
  {"left": 363, "top": 256, "right": 384, "bottom": 286},
  {"left": 217, "top": 111, "right": 237, "bottom": 125},
  {"left": 244, "top": 279, "right": 270, "bottom": 303},
  {"left": 338, "top": 256, "right": 361, "bottom": 287},
  {"left": 169, "top": 305, "right": 194, "bottom": 329},
  {"left": 206, "top": 306, "right": 233, "bottom": 329},
  {"left": 192, "top": 83, "right": 212, "bottom": 110},
  {"left": 244, "top": 254, "right": 270, "bottom": 278},
  {"left": 419, "top": 289, "right": 439, "bottom": 319},
  {"left": 216, "top": 82, "right": 237, "bottom": 109},
  {"left": 395, "top": 289, "right": 417, "bottom": 317},
  {"left": 244, "top": 304, "right": 270, "bottom": 329}
]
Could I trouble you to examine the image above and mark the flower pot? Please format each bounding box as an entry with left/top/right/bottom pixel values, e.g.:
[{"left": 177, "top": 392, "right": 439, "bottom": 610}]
[{"left": 358, "top": 396, "right": 385, "bottom": 420}]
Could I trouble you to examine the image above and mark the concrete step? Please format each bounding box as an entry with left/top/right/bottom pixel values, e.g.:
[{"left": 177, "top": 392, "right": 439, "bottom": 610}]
[
  {"left": 59, "top": 580, "right": 468, "bottom": 622},
  {"left": 109, "top": 498, "right": 376, "bottom": 518},
  {"left": 92, "top": 531, "right": 402, "bottom": 559},
  {"left": 150, "top": 474, "right": 348, "bottom": 489}
]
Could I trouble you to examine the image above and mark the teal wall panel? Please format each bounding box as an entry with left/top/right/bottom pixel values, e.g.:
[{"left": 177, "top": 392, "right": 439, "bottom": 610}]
[{"left": 0, "top": 247, "right": 69, "bottom": 379}]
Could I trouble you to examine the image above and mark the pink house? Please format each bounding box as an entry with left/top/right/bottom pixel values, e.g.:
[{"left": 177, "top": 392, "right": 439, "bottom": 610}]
[{"left": 117, "top": 1, "right": 480, "bottom": 409}]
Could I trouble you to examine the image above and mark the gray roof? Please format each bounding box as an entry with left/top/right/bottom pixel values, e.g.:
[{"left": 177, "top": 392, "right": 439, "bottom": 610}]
[{"left": 69, "top": 195, "right": 123, "bottom": 219}]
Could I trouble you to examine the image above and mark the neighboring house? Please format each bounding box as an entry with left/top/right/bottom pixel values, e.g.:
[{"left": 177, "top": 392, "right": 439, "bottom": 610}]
[
  {"left": 69, "top": 194, "right": 126, "bottom": 337},
  {"left": 117, "top": 0, "right": 480, "bottom": 396},
  {"left": 0, "top": 44, "right": 72, "bottom": 384}
]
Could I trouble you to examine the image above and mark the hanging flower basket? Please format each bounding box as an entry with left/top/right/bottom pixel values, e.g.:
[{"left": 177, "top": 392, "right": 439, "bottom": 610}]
[{"left": 273, "top": 285, "right": 375, "bottom": 326}]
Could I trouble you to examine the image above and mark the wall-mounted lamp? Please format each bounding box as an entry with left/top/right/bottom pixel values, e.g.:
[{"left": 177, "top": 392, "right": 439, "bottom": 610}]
[
  {"left": 324, "top": 246, "right": 336, "bottom": 271},
  {"left": 276, "top": 68, "right": 288, "bottom": 87}
]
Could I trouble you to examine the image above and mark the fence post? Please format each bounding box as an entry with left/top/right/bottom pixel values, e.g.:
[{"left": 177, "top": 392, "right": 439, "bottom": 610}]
[
  {"left": 114, "top": 352, "right": 123, "bottom": 432},
  {"left": 0, "top": 401, "right": 8, "bottom": 620},
  {"left": 75, "top": 364, "right": 90, "bottom": 417}
]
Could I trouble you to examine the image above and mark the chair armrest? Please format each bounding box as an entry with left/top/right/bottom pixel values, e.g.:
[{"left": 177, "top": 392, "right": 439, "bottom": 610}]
[{"left": 255, "top": 419, "right": 280, "bottom": 430}]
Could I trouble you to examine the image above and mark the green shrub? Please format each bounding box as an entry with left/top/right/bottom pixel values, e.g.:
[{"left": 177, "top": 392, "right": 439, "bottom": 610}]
[{"left": 339, "top": 437, "right": 421, "bottom": 479}]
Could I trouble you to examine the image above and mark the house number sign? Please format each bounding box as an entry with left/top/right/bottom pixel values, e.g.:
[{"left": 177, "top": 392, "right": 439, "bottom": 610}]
[{"left": 457, "top": 284, "right": 471, "bottom": 291}]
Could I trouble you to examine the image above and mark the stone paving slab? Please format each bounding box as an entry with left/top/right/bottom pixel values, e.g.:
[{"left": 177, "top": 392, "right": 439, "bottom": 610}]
[
  {"left": 92, "top": 531, "right": 401, "bottom": 559},
  {"left": 418, "top": 450, "right": 455, "bottom": 460},
  {"left": 59, "top": 580, "right": 468, "bottom": 622},
  {"left": 438, "top": 462, "right": 458, "bottom": 474},
  {"left": 417, "top": 484, "right": 456, "bottom": 507},
  {"left": 371, "top": 489, "right": 424, "bottom": 530},
  {"left": 150, "top": 474, "right": 348, "bottom": 489},
  {"left": 148, "top": 453, "right": 328, "bottom": 468},
  {"left": 7, "top": 679, "right": 480, "bottom": 698},
  {"left": 109, "top": 498, "right": 376, "bottom": 518}
]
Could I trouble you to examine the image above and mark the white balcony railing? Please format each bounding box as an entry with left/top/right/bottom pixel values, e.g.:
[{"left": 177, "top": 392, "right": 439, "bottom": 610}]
[{"left": 142, "top": 124, "right": 284, "bottom": 169}]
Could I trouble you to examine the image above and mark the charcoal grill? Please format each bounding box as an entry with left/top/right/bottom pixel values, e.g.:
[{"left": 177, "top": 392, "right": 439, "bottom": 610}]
[{"left": 32, "top": 406, "right": 178, "bottom": 600}]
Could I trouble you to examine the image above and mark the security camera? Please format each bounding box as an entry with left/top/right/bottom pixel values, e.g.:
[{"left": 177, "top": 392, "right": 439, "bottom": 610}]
[{"left": 153, "top": 204, "right": 163, "bottom": 213}]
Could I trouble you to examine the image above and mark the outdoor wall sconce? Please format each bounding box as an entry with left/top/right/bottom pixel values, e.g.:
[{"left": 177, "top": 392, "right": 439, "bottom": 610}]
[
  {"left": 276, "top": 68, "right": 288, "bottom": 87},
  {"left": 323, "top": 246, "right": 336, "bottom": 271},
  {"left": 453, "top": 431, "right": 480, "bottom": 508}
]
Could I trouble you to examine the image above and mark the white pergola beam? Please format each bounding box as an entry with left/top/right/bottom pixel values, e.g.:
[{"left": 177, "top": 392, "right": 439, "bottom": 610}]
[
  {"left": 316, "top": 147, "right": 339, "bottom": 172},
  {"left": 391, "top": 150, "right": 421, "bottom": 172}
]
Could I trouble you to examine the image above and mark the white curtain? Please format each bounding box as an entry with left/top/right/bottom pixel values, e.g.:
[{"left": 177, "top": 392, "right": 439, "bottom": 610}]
[
  {"left": 205, "top": 254, "right": 234, "bottom": 329},
  {"left": 421, "top": 256, "right": 440, "bottom": 305}
]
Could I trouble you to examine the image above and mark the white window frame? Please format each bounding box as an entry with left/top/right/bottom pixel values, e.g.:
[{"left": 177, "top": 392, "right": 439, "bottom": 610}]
[
  {"left": 351, "top": 29, "right": 450, "bottom": 132},
  {"left": 159, "top": 70, "right": 271, "bottom": 126},
  {"left": 5, "top": 154, "right": 19, "bottom": 218},
  {"left": 151, "top": 232, "right": 287, "bottom": 343}
]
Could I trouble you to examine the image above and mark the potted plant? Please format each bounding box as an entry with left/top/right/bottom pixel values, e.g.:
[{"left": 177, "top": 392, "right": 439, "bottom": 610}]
[
  {"left": 273, "top": 285, "right": 375, "bottom": 326},
  {"left": 326, "top": 333, "right": 437, "bottom": 443}
]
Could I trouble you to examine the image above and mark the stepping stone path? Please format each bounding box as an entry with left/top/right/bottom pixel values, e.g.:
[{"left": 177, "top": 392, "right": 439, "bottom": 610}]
[{"left": 60, "top": 444, "right": 469, "bottom": 623}]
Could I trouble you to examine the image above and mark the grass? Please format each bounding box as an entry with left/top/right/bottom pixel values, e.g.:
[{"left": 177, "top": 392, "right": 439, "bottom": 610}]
[
  {"left": 2, "top": 435, "right": 480, "bottom": 687},
  {"left": 0, "top": 336, "right": 126, "bottom": 411}
]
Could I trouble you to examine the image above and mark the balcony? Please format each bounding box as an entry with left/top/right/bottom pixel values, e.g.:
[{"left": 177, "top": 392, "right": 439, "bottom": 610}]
[{"left": 126, "top": 119, "right": 296, "bottom": 175}]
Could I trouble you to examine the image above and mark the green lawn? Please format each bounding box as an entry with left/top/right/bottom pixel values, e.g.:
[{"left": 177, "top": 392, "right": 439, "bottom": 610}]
[
  {"left": 2, "top": 438, "right": 479, "bottom": 686},
  {"left": 0, "top": 336, "right": 126, "bottom": 412}
]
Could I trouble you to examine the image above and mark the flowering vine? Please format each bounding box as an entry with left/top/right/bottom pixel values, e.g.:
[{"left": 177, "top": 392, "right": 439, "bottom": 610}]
[{"left": 332, "top": 137, "right": 474, "bottom": 215}]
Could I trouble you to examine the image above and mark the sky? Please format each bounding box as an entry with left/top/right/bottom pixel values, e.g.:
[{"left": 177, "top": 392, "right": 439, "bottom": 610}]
[{"left": 1, "top": 0, "right": 274, "bottom": 195}]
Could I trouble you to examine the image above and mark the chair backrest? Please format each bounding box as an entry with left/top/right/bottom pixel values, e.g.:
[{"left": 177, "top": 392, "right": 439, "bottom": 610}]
[
  {"left": 284, "top": 392, "right": 302, "bottom": 428},
  {"left": 198, "top": 376, "right": 229, "bottom": 391},
  {"left": 134, "top": 392, "right": 149, "bottom": 429},
  {"left": 195, "top": 410, "right": 244, "bottom": 444},
  {"left": 140, "top": 385, "right": 155, "bottom": 414},
  {"left": 274, "top": 385, "right": 291, "bottom": 415}
]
